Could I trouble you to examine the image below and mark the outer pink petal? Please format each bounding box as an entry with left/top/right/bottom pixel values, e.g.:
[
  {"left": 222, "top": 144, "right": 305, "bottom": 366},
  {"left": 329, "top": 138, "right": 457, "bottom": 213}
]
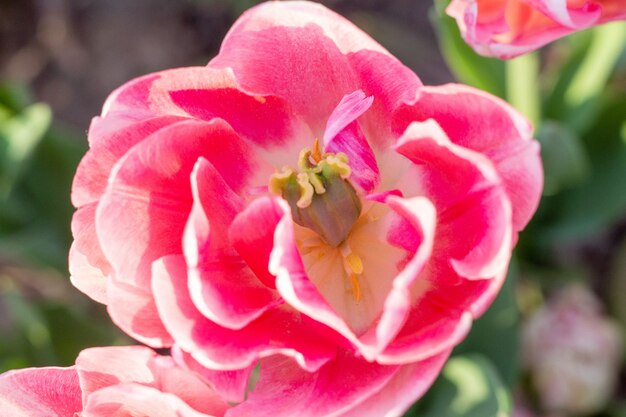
[
  {"left": 73, "top": 115, "right": 185, "bottom": 207},
  {"left": 69, "top": 203, "right": 110, "bottom": 304},
  {"left": 394, "top": 84, "right": 542, "bottom": 233},
  {"left": 323, "top": 90, "right": 380, "bottom": 193},
  {"left": 335, "top": 350, "right": 451, "bottom": 417},
  {"left": 228, "top": 348, "right": 449, "bottom": 417},
  {"left": 106, "top": 278, "right": 173, "bottom": 347},
  {"left": 96, "top": 118, "right": 261, "bottom": 290},
  {"left": 227, "top": 351, "right": 396, "bottom": 417},
  {"left": 76, "top": 346, "right": 229, "bottom": 416},
  {"left": 81, "top": 384, "right": 220, "bottom": 417},
  {"left": 173, "top": 347, "right": 254, "bottom": 404},
  {"left": 184, "top": 158, "right": 279, "bottom": 330},
  {"left": 151, "top": 254, "right": 336, "bottom": 372},
  {"left": 0, "top": 367, "right": 82, "bottom": 417},
  {"left": 210, "top": 1, "right": 419, "bottom": 140},
  {"left": 394, "top": 120, "right": 512, "bottom": 280}
]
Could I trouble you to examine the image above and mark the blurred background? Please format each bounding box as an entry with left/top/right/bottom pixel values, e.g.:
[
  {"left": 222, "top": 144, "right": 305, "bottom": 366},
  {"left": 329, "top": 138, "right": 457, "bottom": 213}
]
[{"left": 0, "top": 1, "right": 625, "bottom": 416}]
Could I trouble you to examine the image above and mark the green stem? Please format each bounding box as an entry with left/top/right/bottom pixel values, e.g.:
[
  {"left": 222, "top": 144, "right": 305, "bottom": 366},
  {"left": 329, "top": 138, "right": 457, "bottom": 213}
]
[
  {"left": 506, "top": 52, "right": 541, "bottom": 128},
  {"left": 565, "top": 22, "right": 626, "bottom": 108}
]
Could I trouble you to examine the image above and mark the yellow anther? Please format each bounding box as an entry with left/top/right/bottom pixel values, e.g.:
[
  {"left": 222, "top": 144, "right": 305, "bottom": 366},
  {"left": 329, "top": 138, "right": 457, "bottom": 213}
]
[
  {"left": 296, "top": 173, "right": 315, "bottom": 208},
  {"left": 350, "top": 273, "right": 362, "bottom": 304},
  {"left": 312, "top": 138, "right": 322, "bottom": 163},
  {"left": 346, "top": 252, "right": 364, "bottom": 275}
]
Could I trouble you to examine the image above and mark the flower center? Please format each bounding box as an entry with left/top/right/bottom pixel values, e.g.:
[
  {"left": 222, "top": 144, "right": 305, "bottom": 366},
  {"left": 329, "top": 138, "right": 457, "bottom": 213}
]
[{"left": 269, "top": 139, "right": 362, "bottom": 247}]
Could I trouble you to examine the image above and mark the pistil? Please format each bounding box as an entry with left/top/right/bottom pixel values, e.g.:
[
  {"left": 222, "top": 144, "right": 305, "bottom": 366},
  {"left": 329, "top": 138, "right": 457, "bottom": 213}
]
[{"left": 269, "top": 140, "right": 362, "bottom": 247}]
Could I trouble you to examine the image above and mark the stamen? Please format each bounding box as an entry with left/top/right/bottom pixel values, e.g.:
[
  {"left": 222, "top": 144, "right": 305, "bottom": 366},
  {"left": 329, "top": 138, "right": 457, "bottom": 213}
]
[
  {"left": 312, "top": 138, "right": 322, "bottom": 163},
  {"left": 268, "top": 141, "right": 362, "bottom": 246},
  {"left": 346, "top": 252, "right": 364, "bottom": 275},
  {"left": 350, "top": 273, "right": 362, "bottom": 304}
]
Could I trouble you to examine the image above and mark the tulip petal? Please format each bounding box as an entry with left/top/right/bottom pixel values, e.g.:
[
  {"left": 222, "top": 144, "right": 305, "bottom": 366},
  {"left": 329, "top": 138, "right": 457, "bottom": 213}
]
[
  {"left": 395, "top": 119, "right": 512, "bottom": 280},
  {"left": 184, "top": 158, "right": 280, "bottom": 330},
  {"left": 76, "top": 346, "right": 229, "bottom": 416},
  {"left": 0, "top": 367, "right": 82, "bottom": 417},
  {"left": 228, "top": 348, "right": 449, "bottom": 417},
  {"left": 69, "top": 203, "right": 110, "bottom": 304},
  {"left": 173, "top": 347, "right": 254, "bottom": 404},
  {"left": 82, "top": 384, "right": 221, "bottom": 417},
  {"left": 73, "top": 115, "right": 185, "bottom": 207},
  {"left": 97, "top": 118, "right": 265, "bottom": 290},
  {"left": 152, "top": 254, "right": 336, "bottom": 372},
  {"left": 324, "top": 90, "right": 380, "bottom": 193},
  {"left": 106, "top": 278, "right": 173, "bottom": 348},
  {"left": 335, "top": 349, "right": 451, "bottom": 417},
  {"left": 395, "top": 84, "right": 541, "bottom": 232},
  {"left": 229, "top": 196, "right": 284, "bottom": 290},
  {"left": 210, "top": 1, "right": 419, "bottom": 141}
]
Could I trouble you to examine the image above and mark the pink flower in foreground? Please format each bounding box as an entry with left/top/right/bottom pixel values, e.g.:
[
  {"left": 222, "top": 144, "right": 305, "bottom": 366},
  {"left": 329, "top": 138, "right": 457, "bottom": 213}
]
[
  {"left": 0, "top": 346, "right": 229, "bottom": 417},
  {"left": 69, "top": 1, "right": 543, "bottom": 415},
  {"left": 447, "top": 0, "right": 626, "bottom": 58},
  {"left": 522, "top": 285, "right": 622, "bottom": 415}
]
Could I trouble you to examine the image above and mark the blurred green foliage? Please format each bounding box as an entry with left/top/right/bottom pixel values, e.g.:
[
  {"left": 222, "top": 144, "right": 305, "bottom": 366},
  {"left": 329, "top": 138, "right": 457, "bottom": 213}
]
[{"left": 0, "top": 84, "right": 127, "bottom": 372}]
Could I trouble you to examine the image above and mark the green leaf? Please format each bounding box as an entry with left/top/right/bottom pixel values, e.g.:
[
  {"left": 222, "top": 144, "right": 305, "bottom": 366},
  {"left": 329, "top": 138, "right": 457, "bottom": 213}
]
[
  {"left": 536, "top": 121, "right": 590, "bottom": 196},
  {"left": 0, "top": 103, "right": 52, "bottom": 198},
  {"left": 563, "top": 22, "right": 626, "bottom": 132},
  {"left": 453, "top": 261, "right": 520, "bottom": 388},
  {"left": 430, "top": 0, "right": 506, "bottom": 97},
  {"left": 406, "top": 354, "right": 512, "bottom": 417},
  {"left": 535, "top": 90, "right": 626, "bottom": 244}
]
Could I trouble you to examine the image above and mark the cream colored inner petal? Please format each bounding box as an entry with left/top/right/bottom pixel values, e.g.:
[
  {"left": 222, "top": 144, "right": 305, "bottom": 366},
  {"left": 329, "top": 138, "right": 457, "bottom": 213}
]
[{"left": 295, "top": 202, "right": 407, "bottom": 336}]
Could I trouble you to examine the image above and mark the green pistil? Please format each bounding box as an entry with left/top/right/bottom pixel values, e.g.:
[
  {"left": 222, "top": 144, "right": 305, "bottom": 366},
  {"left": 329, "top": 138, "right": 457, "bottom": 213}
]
[{"left": 269, "top": 145, "right": 361, "bottom": 247}]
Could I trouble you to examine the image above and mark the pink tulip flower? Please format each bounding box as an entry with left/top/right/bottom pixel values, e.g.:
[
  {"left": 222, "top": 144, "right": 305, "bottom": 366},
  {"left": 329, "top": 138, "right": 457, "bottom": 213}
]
[
  {"left": 0, "top": 346, "right": 229, "bottom": 417},
  {"left": 447, "top": 0, "right": 626, "bottom": 58},
  {"left": 69, "top": 1, "right": 543, "bottom": 415}
]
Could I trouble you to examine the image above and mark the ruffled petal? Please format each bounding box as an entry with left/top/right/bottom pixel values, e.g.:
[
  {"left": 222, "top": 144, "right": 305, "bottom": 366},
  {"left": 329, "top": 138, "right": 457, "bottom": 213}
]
[
  {"left": 96, "top": 118, "right": 264, "bottom": 290},
  {"left": 69, "top": 203, "right": 110, "bottom": 304},
  {"left": 229, "top": 196, "right": 284, "bottom": 290},
  {"left": 210, "top": 1, "right": 418, "bottom": 140},
  {"left": 106, "top": 278, "right": 173, "bottom": 348},
  {"left": 183, "top": 158, "right": 279, "bottom": 330},
  {"left": 73, "top": 115, "right": 185, "bottom": 207},
  {"left": 76, "top": 346, "right": 229, "bottom": 416},
  {"left": 0, "top": 367, "right": 82, "bottom": 417},
  {"left": 151, "top": 254, "right": 336, "bottom": 372},
  {"left": 82, "top": 384, "right": 221, "bottom": 417},
  {"left": 394, "top": 119, "right": 512, "bottom": 280},
  {"left": 228, "top": 348, "right": 449, "bottom": 417},
  {"left": 173, "top": 347, "right": 254, "bottom": 404},
  {"left": 394, "top": 84, "right": 541, "bottom": 233},
  {"left": 334, "top": 349, "right": 451, "bottom": 417}
]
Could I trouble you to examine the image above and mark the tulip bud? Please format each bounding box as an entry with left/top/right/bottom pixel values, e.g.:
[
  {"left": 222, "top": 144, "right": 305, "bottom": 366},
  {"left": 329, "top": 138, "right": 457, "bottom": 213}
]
[
  {"left": 269, "top": 141, "right": 362, "bottom": 247},
  {"left": 522, "top": 285, "right": 622, "bottom": 416}
]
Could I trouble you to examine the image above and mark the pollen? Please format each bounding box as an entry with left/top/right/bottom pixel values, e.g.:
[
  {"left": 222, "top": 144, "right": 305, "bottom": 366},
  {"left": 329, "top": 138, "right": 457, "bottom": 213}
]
[{"left": 346, "top": 252, "right": 364, "bottom": 275}]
